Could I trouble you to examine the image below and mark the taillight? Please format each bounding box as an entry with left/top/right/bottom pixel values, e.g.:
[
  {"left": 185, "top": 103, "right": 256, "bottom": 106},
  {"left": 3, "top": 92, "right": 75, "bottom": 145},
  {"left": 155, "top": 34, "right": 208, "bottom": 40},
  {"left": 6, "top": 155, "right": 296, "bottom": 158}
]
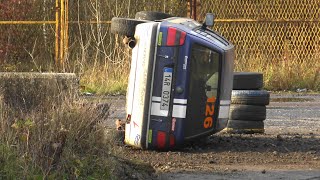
[
  {"left": 167, "top": 27, "right": 186, "bottom": 46},
  {"left": 157, "top": 131, "right": 166, "bottom": 149},
  {"left": 157, "top": 131, "right": 176, "bottom": 149},
  {"left": 170, "top": 134, "right": 175, "bottom": 148}
]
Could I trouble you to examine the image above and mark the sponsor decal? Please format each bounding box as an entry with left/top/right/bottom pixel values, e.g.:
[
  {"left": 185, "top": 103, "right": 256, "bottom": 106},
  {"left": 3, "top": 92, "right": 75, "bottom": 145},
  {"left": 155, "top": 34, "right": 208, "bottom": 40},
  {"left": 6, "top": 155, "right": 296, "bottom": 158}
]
[
  {"left": 204, "top": 96, "right": 216, "bottom": 129},
  {"left": 172, "top": 118, "right": 176, "bottom": 131},
  {"left": 134, "top": 134, "right": 141, "bottom": 146},
  {"left": 148, "top": 130, "right": 153, "bottom": 143},
  {"left": 133, "top": 121, "right": 139, "bottom": 128},
  {"left": 183, "top": 56, "right": 188, "bottom": 70},
  {"left": 158, "top": 32, "right": 163, "bottom": 46}
]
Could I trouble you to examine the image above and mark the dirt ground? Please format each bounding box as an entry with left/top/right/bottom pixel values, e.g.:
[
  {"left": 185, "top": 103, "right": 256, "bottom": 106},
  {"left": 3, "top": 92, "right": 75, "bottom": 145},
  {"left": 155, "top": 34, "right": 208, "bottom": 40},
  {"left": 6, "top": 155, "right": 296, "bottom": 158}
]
[{"left": 100, "top": 93, "right": 320, "bottom": 179}]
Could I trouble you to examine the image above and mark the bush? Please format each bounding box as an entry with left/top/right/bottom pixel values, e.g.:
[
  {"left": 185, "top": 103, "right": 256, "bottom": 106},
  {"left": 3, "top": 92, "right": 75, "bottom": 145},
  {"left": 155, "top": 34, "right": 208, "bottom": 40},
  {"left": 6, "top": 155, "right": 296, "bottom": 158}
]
[{"left": 0, "top": 95, "right": 112, "bottom": 179}]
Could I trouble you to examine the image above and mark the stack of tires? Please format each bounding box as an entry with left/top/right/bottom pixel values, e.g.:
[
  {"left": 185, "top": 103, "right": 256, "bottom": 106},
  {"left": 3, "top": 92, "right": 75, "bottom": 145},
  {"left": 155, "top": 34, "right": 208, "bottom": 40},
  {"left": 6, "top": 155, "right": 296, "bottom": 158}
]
[{"left": 226, "top": 72, "right": 270, "bottom": 134}]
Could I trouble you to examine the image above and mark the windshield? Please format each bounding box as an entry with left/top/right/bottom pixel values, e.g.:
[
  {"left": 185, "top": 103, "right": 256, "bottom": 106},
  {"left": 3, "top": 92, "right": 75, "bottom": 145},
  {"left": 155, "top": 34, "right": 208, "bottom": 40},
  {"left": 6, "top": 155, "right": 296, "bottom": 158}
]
[
  {"left": 190, "top": 44, "right": 220, "bottom": 97},
  {"left": 185, "top": 43, "right": 221, "bottom": 138}
]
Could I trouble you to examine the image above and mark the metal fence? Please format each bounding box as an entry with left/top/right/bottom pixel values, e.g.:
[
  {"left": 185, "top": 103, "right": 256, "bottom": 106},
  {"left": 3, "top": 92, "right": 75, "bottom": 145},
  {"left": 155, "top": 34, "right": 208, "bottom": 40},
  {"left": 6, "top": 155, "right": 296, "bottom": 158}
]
[
  {"left": 201, "top": 0, "right": 320, "bottom": 71},
  {"left": 0, "top": 0, "right": 319, "bottom": 77},
  {"left": 0, "top": 0, "right": 186, "bottom": 72}
]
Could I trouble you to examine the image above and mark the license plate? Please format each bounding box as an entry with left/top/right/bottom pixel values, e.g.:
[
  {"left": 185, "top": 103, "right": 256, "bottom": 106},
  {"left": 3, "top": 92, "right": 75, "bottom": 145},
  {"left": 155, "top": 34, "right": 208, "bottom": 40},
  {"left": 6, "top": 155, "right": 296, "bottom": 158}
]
[{"left": 161, "top": 68, "right": 173, "bottom": 110}]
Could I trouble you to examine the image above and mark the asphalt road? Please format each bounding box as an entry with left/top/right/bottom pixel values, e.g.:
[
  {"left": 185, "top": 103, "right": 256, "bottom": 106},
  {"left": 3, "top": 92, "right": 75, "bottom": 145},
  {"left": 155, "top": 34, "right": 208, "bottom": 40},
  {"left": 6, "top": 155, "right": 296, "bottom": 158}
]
[{"left": 265, "top": 93, "right": 320, "bottom": 135}]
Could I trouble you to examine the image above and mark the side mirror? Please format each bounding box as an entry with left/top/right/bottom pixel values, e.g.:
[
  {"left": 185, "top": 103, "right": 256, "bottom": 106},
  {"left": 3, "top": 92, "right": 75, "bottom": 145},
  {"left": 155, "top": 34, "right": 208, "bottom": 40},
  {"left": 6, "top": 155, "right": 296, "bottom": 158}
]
[{"left": 204, "top": 13, "right": 215, "bottom": 28}]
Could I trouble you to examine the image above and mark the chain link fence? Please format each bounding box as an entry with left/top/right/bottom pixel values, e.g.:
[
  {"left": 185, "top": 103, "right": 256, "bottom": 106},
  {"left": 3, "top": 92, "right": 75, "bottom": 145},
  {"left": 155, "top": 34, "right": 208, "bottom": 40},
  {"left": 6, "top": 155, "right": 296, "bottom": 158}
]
[
  {"left": 0, "top": 0, "right": 186, "bottom": 72},
  {"left": 201, "top": 0, "right": 320, "bottom": 64},
  {"left": 201, "top": 0, "right": 320, "bottom": 89},
  {"left": 199, "top": 0, "right": 320, "bottom": 90},
  {"left": 0, "top": 0, "right": 56, "bottom": 71},
  {"left": 66, "top": 0, "right": 186, "bottom": 71},
  {"left": 0, "top": 0, "right": 319, "bottom": 90}
]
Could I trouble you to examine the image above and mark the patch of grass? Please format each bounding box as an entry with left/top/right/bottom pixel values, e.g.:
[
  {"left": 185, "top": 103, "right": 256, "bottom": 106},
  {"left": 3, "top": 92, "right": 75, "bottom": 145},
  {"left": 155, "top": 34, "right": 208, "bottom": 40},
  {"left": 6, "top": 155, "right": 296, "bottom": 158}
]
[
  {"left": 235, "top": 56, "right": 320, "bottom": 91},
  {"left": 0, "top": 144, "right": 23, "bottom": 179},
  {"left": 0, "top": 89, "right": 156, "bottom": 179},
  {"left": 0, "top": 95, "right": 113, "bottom": 179},
  {"left": 80, "top": 64, "right": 129, "bottom": 95}
]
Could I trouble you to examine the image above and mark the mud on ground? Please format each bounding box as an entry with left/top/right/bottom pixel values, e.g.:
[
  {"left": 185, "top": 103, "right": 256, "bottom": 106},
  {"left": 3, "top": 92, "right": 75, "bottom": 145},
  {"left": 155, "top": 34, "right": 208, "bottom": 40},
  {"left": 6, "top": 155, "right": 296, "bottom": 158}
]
[{"left": 100, "top": 93, "right": 320, "bottom": 179}]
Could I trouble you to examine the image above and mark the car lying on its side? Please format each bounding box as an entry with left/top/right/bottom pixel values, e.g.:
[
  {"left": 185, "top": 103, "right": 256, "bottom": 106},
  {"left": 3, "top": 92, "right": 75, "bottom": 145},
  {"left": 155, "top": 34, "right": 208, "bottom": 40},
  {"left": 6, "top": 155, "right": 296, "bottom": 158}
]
[{"left": 111, "top": 11, "right": 234, "bottom": 150}]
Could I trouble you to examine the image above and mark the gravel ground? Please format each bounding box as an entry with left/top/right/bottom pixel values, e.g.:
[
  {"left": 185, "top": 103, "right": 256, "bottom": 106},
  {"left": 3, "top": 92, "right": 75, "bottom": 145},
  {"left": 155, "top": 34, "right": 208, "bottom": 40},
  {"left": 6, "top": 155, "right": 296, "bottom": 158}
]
[{"left": 92, "top": 93, "right": 320, "bottom": 180}]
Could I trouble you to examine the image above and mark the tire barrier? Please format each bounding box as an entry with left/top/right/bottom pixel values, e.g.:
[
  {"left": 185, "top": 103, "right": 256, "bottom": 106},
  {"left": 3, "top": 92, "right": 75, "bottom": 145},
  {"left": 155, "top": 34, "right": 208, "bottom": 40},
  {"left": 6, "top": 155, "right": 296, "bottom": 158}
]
[
  {"left": 225, "top": 72, "right": 270, "bottom": 134},
  {"left": 233, "top": 72, "right": 263, "bottom": 90}
]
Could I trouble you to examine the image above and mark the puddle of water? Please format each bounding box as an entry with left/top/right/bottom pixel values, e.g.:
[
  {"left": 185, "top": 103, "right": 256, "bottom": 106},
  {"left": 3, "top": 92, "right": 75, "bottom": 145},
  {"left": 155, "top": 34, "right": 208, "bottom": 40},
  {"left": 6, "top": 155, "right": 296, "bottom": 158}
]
[{"left": 271, "top": 97, "right": 314, "bottom": 102}]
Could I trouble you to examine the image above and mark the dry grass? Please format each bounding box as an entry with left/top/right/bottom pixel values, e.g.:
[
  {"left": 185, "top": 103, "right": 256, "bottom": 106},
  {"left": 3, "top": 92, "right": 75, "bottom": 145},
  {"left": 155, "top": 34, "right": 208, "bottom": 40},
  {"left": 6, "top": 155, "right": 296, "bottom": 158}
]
[
  {"left": 0, "top": 79, "right": 155, "bottom": 179},
  {"left": 0, "top": 94, "right": 113, "bottom": 179},
  {"left": 80, "top": 62, "right": 130, "bottom": 95},
  {"left": 235, "top": 57, "right": 320, "bottom": 91}
]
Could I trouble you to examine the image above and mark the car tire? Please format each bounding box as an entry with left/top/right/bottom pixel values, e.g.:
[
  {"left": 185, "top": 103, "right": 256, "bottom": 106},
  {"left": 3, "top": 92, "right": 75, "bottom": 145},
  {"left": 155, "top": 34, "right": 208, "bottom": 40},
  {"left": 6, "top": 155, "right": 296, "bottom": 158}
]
[
  {"left": 135, "top": 11, "right": 173, "bottom": 21},
  {"left": 225, "top": 120, "right": 264, "bottom": 134},
  {"left": 231, "top": 90, "right": 270, "bottom": 105},
  {"left": 111, "top": 17, "right": 148, "bottom": 37},
  {"left": 229, "top": 104, "right": 266, "bottom": 121},
  {"left": 233, "top": 72, "right": 263, "bottom": 90}
]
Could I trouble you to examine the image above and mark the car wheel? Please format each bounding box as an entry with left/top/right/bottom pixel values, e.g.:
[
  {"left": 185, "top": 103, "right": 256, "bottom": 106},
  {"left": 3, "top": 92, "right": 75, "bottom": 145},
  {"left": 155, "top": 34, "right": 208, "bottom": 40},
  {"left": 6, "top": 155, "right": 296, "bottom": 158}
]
[{"left": 111, "top": 17, "right": 148, "bottom": 37}]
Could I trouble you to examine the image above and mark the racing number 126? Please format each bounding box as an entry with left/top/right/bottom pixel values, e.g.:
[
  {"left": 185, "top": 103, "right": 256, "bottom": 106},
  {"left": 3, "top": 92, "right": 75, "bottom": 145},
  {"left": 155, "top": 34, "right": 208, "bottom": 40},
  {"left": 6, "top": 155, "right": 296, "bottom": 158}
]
[{"left": 204, "top": 97, "right": 216, "bottom": 129}]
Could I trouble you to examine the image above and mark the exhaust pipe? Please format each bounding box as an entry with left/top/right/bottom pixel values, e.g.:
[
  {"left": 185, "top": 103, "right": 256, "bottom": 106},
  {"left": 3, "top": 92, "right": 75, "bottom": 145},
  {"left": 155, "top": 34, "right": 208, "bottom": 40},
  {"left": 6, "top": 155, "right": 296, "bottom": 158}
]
[
  {"left": 123, "top": 36, "right": 136, "bottom": 49},
  {"left": 128, "top": 39, "right": 136, "bottom": 49}
]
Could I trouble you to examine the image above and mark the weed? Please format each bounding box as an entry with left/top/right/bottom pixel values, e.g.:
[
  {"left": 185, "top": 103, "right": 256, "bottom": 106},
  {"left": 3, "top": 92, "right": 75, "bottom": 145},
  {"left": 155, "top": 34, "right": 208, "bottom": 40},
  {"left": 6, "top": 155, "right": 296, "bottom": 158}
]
[
  {"left": 235, "top": 56, "right": 320, "bottom": 91},
  {"left": 80, "top": 63, "right": 129, "bottom": 95},
  {"left": 0, "top": 93, "right": 113, "bottom": 179}
]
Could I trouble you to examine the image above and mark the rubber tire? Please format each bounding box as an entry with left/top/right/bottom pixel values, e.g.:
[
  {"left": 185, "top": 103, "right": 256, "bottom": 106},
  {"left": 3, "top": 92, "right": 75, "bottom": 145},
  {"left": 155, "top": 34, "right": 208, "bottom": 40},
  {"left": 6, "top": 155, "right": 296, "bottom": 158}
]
[
  {"left": 233, "top": 72, "right": 263, "bottom": 90},
  {"left": 135, "top": 11, "right": 173, "bottom": 21},
  {"left": 229, "top": 105, "right": 266, "bottom": 121},
  {"left": 225, "top": 120, "right": 264, "bottom": 134},
  {"left": 231, "top": 90, "right": 270, "bottom": 105},
  {"left": 111, "top": 17, "right": 148, "bottom": 37}
]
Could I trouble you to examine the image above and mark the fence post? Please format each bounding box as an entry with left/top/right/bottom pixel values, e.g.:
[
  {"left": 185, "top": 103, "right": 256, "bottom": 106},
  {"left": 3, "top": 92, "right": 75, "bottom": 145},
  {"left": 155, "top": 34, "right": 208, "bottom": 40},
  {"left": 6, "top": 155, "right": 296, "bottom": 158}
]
[
  {"left": 187, "top": 0, "right": 201, "bottom": 20},
  {"left": 55, "top": 0, "right": 69, "bottom": 71},
  {"left": 60, "top": 0, "right": 65, "bottom": 69},
  {"left": 65, "top": 0, "right": 69, "bottom": 69},
  {"left": 55, "top": 0, "right": 60, "bottom": 69}
]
